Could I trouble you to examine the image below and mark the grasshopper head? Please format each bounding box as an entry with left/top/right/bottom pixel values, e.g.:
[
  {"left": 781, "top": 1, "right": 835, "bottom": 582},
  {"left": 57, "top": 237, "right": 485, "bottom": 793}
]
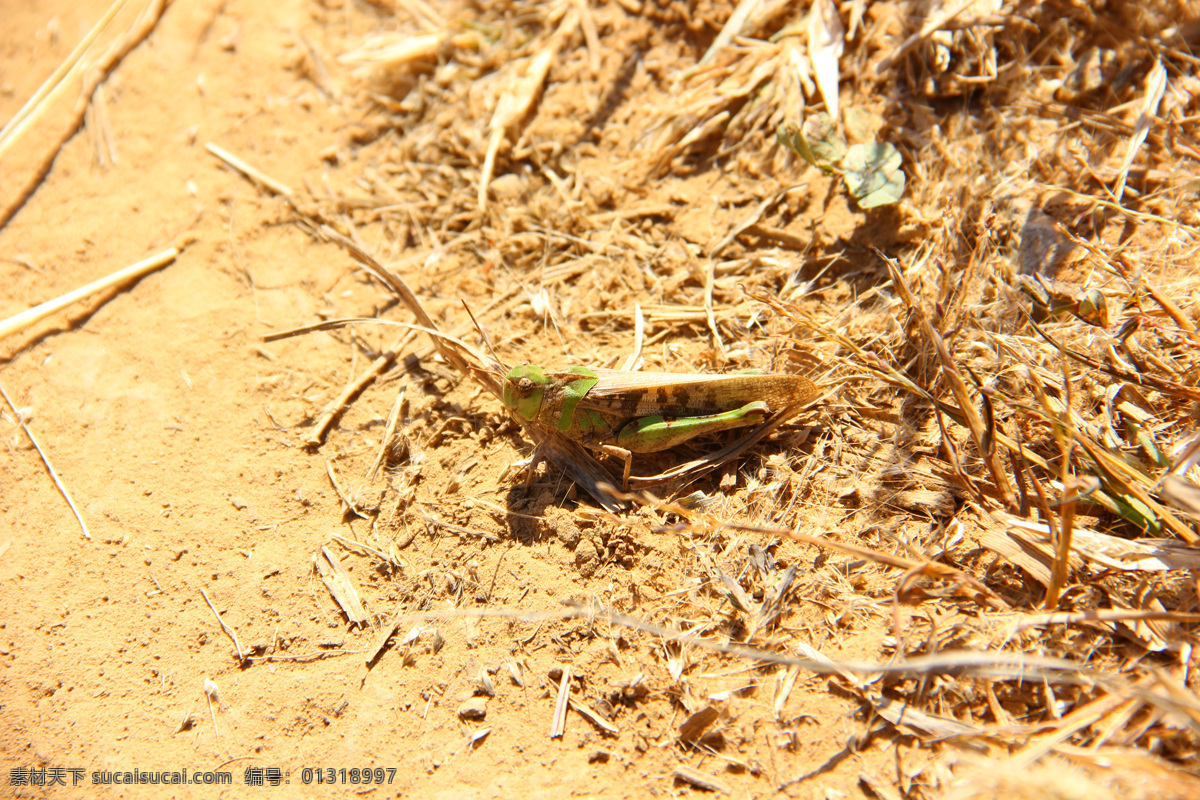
[{"left": 502, "top": 365, "right": 547, "bottom": 421}]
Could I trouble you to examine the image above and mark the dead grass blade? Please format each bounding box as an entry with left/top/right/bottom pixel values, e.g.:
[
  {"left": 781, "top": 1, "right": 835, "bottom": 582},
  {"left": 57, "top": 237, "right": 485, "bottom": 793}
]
[
  {"left": 0, "top": 0, "right": 169, "bottom": 228},
  {"left": 314, "top": 547, "right": 369, "bottom": 626},
  {"left": 0, "top": 248, "right": 178, "bottom": 341},
  {"left": 1028, "top": 317, "right": 1200, "bottom": 403},
  {"left": 0, "top": 380, "right": 91, "bottom": 540},
  {"left": 885, "top": 257, "right": 1016, "bottom": 508},
  {"left": 205, "top": 142, "right": 294, "bottom": 197}
]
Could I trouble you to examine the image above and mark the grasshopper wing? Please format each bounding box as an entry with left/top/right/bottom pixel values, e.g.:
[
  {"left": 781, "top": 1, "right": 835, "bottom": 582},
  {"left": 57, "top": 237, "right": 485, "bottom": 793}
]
[{"left": 580, "top": 370, "right": 817, "bottom": 418}]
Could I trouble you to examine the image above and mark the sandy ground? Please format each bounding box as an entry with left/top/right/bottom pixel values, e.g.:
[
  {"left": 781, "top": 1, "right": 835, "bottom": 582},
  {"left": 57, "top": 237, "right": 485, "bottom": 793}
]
[{"left": 4, "top": 1, "right": 1199, "bottom": 799}]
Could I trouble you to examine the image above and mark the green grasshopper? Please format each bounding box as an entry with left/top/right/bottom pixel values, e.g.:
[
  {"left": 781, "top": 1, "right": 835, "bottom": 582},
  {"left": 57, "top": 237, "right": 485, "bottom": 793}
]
[
  {"left": 292, "top": 228, "right": 817, "bottom": 510},
  {"left": 501, "top": 365, "right": 818, "bottom": 489}
]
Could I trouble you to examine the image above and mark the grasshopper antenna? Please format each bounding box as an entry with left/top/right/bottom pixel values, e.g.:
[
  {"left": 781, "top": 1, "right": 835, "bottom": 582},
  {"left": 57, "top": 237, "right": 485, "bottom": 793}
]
[{"left": 461, "top": 300, "right": 505, "bottom": 372}]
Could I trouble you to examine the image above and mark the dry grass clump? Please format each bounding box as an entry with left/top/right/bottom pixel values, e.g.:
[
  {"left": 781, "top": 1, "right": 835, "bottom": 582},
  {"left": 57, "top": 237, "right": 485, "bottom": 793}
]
[{"left": 262, "top": 0, "right": 1200, "bottom": 795}]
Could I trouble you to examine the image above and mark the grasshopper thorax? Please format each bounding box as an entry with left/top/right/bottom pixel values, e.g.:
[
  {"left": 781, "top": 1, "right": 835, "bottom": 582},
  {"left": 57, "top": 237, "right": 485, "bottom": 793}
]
[{"left": 502, "top": 365, "right": 548, "bottom": 421}]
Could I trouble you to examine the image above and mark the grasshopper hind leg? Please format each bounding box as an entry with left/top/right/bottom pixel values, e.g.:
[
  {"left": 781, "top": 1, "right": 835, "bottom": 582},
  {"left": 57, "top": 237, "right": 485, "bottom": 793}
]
[{"left": 616, "top": 401, "right": 771, "bottom": 454}]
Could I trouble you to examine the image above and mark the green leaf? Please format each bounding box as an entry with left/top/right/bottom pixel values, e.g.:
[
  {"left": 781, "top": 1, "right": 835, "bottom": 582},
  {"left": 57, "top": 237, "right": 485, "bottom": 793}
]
[
  {"left": 776, "top": 121, "right": 814, "bottom": 165},
  {"left": 1112, "top": 492, "right": 1160, "bottom": 534},
  {"left": 777, "top": 113, "right": 845, "bottom": 172},
  {"left": 1128, "top": 419, "right": 1169, "bottom": 468},
  {"left": 1091, "top": 485, "right": 1161, "bottom": 534},
  {"left": 842, "top": 142, "right": 905, "bottom": 208},
  {"left": 802, "top": 112, "right": 845, "bottom": 168}
]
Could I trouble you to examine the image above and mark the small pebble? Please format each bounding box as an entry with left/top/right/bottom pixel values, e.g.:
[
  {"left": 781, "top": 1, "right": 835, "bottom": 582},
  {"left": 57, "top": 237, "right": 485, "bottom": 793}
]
[{"left": 457, "top": 697, "right": 487, "bottom": 720}]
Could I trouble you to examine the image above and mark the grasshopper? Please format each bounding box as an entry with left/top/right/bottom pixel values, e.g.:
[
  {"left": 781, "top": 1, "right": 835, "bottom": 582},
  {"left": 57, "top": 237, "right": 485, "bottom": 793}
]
[
  {"left": 501, "top": 365, "right": 818, "bottom": 489},
  {"left": 286, "top": 227, "right": 817, "bottom": 510}
]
